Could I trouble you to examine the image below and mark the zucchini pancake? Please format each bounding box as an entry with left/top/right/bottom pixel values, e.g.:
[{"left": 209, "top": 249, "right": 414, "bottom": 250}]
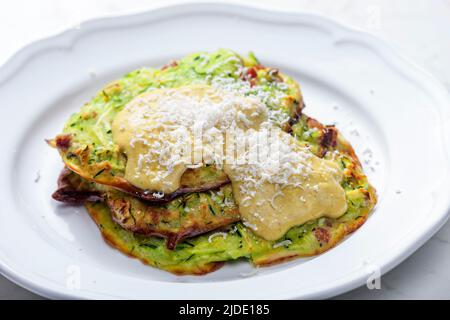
[{"left": 50, "top": 49, "right": 376, "bottom": 275}]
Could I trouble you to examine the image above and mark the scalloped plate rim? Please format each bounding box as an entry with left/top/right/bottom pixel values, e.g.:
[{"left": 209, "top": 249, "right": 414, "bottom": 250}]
[{"left": 0, "top": 1, "right": 449, "bottom": 300}]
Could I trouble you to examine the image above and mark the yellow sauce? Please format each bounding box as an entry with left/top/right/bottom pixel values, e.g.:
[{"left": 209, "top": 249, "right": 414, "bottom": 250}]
[
  {"left": 224, "top": 138, "right": 347, "bottom": 240},
  {"left": 112, "top": 85, "right": 347, "bottom": 240},
  {"left": 112, "top": 85, "right": 266, "bottom": 193},
  {"left": 112, "top": 91, "right": 186, "bottom": 193}
]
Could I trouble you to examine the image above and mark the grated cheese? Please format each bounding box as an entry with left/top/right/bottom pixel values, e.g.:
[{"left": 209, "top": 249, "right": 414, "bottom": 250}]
[
  {"left": 273, "top": 239, "right": 292, "bottom": 248},
  {"left": 208, "top": 232, "right": 228, "bottom": 243},
  {"left": 112, "top": 84, "right": 347, "bottom": 241}
]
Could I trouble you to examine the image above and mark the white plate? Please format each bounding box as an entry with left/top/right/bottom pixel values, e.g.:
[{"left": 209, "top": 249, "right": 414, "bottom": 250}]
[{"left": 0, "top": 1, "right": 449, "bottom": 300}]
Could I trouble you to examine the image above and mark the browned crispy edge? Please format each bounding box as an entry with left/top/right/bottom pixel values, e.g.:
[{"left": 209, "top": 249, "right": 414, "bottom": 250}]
[
  {"left": 107, "top": 195, "right": 240, "bottom": 250},
  {"left": 51, "top": 167, "right": 103, "bottom": 204},
  {"left": 85, "top": 202, "right": 224, "bottom": 276},
  {"left": 52, "top": 168, "right": 240, "bottom": 249},
  {"left": 54, "top": 111, "right": 376, "bottom": 271},
  {"left": 52, "top": 147, "right": 230, "bottom": 204}
]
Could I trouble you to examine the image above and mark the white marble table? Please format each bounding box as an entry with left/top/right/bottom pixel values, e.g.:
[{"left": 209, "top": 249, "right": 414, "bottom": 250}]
[{"left": 1, "top": 0, "right": 449, "bottom": 300}]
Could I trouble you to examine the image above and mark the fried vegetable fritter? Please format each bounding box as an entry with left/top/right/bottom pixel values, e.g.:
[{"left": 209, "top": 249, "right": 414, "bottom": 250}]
[
  {"left": 54, "top": 113, "right": 376, "bottom": 274},
  {"left": 53, "top": 169, "right": 240, "bottom": 250},
  {"left": 51, "top": 49, "right": 302, "bottom": 202},
  {"left": 106, "top": 186, "right": 240, "bottom": 250}
]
